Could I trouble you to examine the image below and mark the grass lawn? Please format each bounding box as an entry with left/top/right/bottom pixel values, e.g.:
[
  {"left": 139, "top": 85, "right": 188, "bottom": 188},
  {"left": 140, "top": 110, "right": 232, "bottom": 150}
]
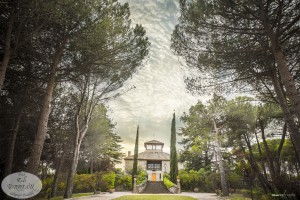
[
  {"left": 35, "top": 192, "right": 94, "bottom": 200},
  {"left": 220, "top": 193, "right": 252, "bottom": 200},
  {"left": 72, "top": 192, "right": 94, "bottom": 198},
  {"left": 113, "top": 195, "right": 196, "bottom": 200}
]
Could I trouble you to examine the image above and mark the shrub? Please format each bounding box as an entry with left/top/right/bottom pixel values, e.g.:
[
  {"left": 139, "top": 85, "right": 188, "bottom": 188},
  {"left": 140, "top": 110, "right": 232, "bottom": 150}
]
[
  {"left": 39, "top": 172, "right": 118, "bottom": 194},
  {"left": 73, "top": 172, "right": 116, "bottom": 193},
  {"left": 163, "top": 176, "right": 176, "bottom": 189},
  {"left": 73, "top": 174, "right": 96, "bottom": 193},
  {"left": 115, "top": 171, "right": 132, "bottom": 191},
  {"left": 163, "top": 172, "right": 171, "bottom": 180},
  {"left": 178, "top": 170, "right": 192, "bottom": 190},
  {"left": 41, "top": 176, "right": 54, "bottom": 197},
  {"left": 40, "top": 175, "right": 67, "bottom": 197},
  {"left": 58, "top": 181, "right": 66, "bottom": 191},
  {"left": 178, "top": 168, "right": 220, "bottom": 192},
  {"left": 101, "top": 171, "right": 116, "bottom": 190},
  {"left": 241, "top": 187, "right": 268, "bottom": 200},
  {"left": 228, "top": 172, "right": 243, "bottom": 190},
  {"left": 137, "top": 170, "right": 148, "bottom": 185},
  {"left": 204, "top": 172, "right": 220, "bottom": 192},
  {"left": 189, "top": 170, "right": 200, "bottom": 188},
  {"left": 121, "top": 175, "right": 132, "bottom": 190}
]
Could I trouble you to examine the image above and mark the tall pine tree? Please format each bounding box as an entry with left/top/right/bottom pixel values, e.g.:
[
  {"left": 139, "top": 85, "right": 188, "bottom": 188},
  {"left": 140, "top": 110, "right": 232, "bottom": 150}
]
[
  {"left": 170, "top": 113, "right": 178, "bottom": 183},
  {"left": 132, "top": 125, "right": 139, "bottom": 189}
]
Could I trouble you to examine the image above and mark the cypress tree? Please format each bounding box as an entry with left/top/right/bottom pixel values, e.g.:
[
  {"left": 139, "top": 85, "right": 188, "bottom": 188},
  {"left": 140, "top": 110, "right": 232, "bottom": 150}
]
[
  {"left": 132, "top": 125, "right": 139, "bottom": 189},
  {"left": 170, "top": 113, "right": 178, "bottom": 183}
]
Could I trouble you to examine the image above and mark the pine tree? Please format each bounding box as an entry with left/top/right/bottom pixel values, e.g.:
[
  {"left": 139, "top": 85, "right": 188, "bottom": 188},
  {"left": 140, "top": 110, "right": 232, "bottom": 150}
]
[
  {"left": 170, "top": 113, "right": 178, "bottom": 183},
  {"left": 132, "top": 125, "right": 139, "bottom": 190}
]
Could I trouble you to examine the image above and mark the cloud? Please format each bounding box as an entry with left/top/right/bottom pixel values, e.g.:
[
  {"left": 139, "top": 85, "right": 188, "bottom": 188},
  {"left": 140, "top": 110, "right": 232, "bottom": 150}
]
[{"left": 108, "top": 0, "right": 204, "bottom": 155}]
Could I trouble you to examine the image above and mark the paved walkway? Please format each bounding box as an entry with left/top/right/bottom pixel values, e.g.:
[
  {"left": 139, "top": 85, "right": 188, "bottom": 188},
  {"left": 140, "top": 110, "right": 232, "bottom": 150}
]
[{"left": 70, "top": 192, "right": 221, "bottom": 200}]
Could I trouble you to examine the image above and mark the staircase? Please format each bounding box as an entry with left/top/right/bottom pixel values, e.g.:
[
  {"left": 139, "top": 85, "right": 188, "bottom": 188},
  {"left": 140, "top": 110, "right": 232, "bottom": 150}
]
[{"left": 142, "top": 181, "right": 170, "bottom": 194}]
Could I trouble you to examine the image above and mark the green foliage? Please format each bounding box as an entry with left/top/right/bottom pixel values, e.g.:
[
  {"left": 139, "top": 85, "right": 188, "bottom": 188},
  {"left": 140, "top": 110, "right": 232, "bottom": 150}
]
[
  {"left": 40, "top": 176, "right": 66, "bottom": 197},
  {"left": 115, "top": 172, "right": 132, "bottom": 191},
  {"left": 132, "top": 126, "right": 139, "bottom": 177},
  {"left": 127, "top": 165, "right": 145, "bottom": 176},
  {"left": 179, "top": 95, "right": 229, "bottom": 195},
  {"left": 228, "top": 172, "right": 242, "bottom": 188},
  {"left": 163, "top": 176, "right": 176, "bottom": 189},
  {"left": 172, "top": 1, "right": 300, "bottom": 194},
  {"left": 113, "top": 195, "right": 196, "bottom": 200},
  {"left": 35, "top": 192, "right": 94, "bottom": 200},
  {"left": 132, "top": 126, "right": 139, "bottom": 189},
  {"left": 241, "top": 187, "right": 272, "bottom": 200},
  {"left": 77, "top": 104, "right": 125, "bottom": 174},
  {"left": 178, "top": 169, "right": 220, "bottom": 192},
  {"left": 171, "top": 0, "right": 299, "bottom": 98},
  {"left": 136, "top": 170, "right": 148, "bottom": 185},
  {"left": 163, "top": 172, "right": 171, "bottom": 180},
  {"left": 115, "top": 168, "right": 132, "bottom": 191},
  {"left": 116, "top": 170, "right": 147, "bottom": 190},
  {"left": 41, "top": 172, "right": 118, "bottom": 194},
  {"left": 73, "top": 174, "right": 96, "bottom": 193},
  {"left": 189, "top": 170, "right": 200, "bottom": 187},
  {"left": 41, "top": 176, "right": 54, "bottom": 196},
  {"left": 0, "top": 0, "right": 150, "bottom": 181},
  {"left": 122, "top": 175, "right": 132, "bottom": 191},
  {"left": 102, "top": 171, "right": 116, "bottom": 190},
  {"left": 170, "top": 113, "right": 178, "bottom": 183},
  {"left": 179, "top": 98, "right": 227, "bottom": 171},
  {"left": 250, "top": 138, "right": 297, "bottom": 166}
]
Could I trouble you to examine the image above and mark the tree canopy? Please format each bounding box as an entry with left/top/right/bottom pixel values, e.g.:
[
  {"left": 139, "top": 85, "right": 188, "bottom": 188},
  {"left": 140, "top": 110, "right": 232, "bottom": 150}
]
[
  {"left": 1, "top": 0, "right": 149, "bottom": 198},
  {"left": 172, "top": 0, "right": 300, "bottom": 174}
]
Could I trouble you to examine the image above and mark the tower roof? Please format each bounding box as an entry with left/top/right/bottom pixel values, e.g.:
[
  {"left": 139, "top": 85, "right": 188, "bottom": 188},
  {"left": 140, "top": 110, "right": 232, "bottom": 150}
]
[
  {"left": 144, "top": 140, "right": 164, "bottom": 145},
  {"left": 144, "top": 140, "right": 164, "bottom": 148}
]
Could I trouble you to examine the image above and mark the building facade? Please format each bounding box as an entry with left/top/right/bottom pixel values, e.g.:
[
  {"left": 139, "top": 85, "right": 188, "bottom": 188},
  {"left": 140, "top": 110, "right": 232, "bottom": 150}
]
[{"left": 124, "top": 140, "right": 170, "bottom": 181}]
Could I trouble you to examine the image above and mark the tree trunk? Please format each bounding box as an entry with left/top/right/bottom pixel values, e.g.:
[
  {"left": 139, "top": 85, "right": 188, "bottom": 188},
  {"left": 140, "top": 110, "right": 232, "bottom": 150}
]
[
  {"left": 89, "top": 152, "right": 94, "bottom": 174},
  {"left": 271, "top": 38, "right": 300, "bottom": 119},
  {"left": 64, "top": 75, "right": 98, "bottom": 198},
  {"left": 259, "top": 120, "right": 276, "bottom": 182},
  {"left": 258, "top": 3, "right": 300, "bottom": 120},
  {"left": 213, "top": 121, "right": 229, "bottom": 196},
  {"left": 254, "top": 131, "right": 267, "bottom": 178},
  {"left": 4, "top": 110, "right": 22, "bottom": 176},
  {"left": 242, "top": 133, "right": 275, "bottom": 193},
  {"left": 64, "top": 141, "right": 81, "bottom": 198},
  {"left": 0, "top": 12, "right": 14, "bottom": 90},
  {"left": 50, "top": 151, "right": 66, "bottom": 198},
  {"left": 64, "top": 110, "right": 90, "bottom": 198},
  {"left": 271, "top": 72, "right": 300, "bottom": 166},
  {"left": 26, "top": 44, "right": 65, "bottom": 175},
  {"left": 204, "top": 149, "right": 209, "bottom": 167},
  {"left": 275, "top": 123, "right": 287, "bottom": 175}
]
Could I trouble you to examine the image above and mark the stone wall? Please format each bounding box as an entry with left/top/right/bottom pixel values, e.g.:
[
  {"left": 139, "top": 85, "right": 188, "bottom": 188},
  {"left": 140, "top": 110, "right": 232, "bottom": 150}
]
[{"left": 124, "top": 160, "right": 147, "bottom": 174}]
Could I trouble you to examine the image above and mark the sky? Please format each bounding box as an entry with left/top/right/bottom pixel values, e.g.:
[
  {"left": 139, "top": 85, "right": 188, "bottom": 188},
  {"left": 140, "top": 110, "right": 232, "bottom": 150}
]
[{"left": 108, "top": 0, "right": 207, "bottom": 157}]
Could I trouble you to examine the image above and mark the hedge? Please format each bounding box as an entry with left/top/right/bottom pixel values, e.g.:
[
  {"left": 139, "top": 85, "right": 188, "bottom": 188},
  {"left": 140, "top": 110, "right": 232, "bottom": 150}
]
[
  {"left": 163, "top": 176, "right": 176, "bottom": 189},
  {"left": 40, "top": 171, "right": 117, "bottom": 196}
]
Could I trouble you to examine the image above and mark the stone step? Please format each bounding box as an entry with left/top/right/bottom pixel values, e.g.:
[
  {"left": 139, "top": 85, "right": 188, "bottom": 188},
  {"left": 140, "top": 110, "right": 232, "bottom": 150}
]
[{"left": 142, "top": 181, "right": 170, "bottom": 194}]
